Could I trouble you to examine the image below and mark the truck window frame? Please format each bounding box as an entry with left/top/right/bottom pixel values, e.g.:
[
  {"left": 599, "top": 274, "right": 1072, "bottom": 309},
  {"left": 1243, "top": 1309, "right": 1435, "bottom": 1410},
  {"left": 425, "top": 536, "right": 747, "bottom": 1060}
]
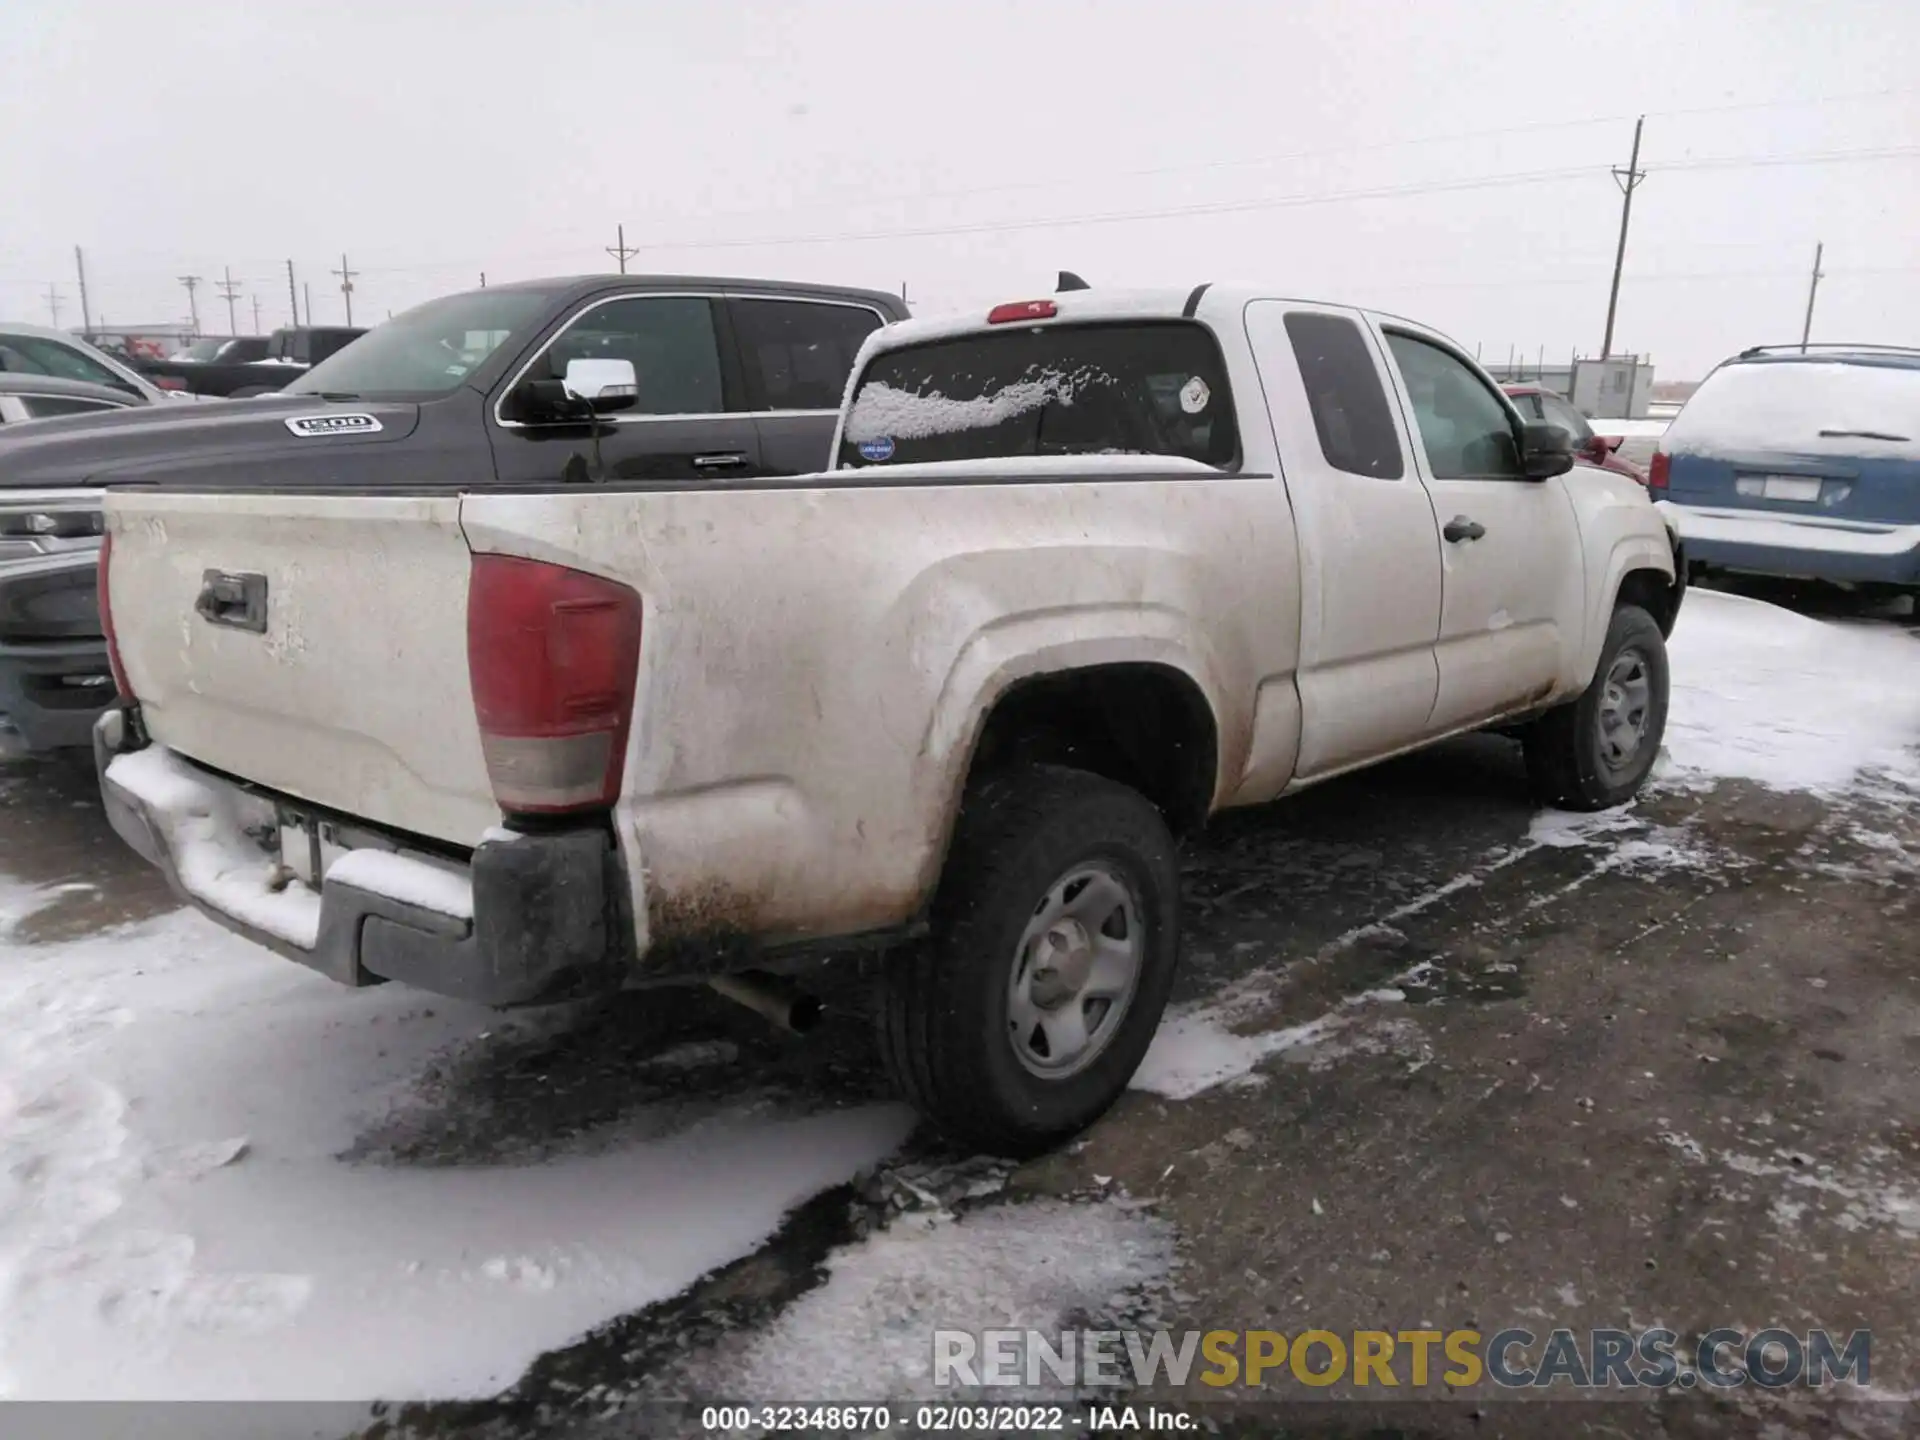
[
  {"left": 1379, "top": 326, "right": 1529, "bottom": 483},
  {"left": 726, "top": 296, "right": 891, "bottom": 415},
  {"left": 491, "top": 291, "right": 755, "bottom": 429}
]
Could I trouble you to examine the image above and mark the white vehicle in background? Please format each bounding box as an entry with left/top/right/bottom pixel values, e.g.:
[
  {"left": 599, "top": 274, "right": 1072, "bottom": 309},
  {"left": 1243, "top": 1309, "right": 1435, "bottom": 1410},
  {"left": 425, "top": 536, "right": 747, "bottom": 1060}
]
[
  {"left": 94, "top": 282, "right": 1684, "bottom": 1154},
  {"left": 0, "top": 322, "right": 192, "bottom": 407}
]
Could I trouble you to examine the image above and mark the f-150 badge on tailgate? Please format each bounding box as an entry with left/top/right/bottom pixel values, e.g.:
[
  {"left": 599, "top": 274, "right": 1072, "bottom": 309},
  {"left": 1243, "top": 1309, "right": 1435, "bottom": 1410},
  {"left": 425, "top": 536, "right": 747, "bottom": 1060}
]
[{"left": 285, "top": 413, "right": 382, "bottom": 437}]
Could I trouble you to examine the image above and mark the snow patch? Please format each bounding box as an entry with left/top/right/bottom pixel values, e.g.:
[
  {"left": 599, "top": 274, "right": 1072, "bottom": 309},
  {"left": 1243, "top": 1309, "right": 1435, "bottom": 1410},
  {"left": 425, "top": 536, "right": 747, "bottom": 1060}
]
[
  {"left": 654, "top": 1200, "right": 1174, "bottom": 1403},
  {"left": 0, "top": 903, "right": 914, "bottom": 1399},
  {"left": 325, "top": 849, "right": 472, "bottom": 920},
  {"left": 104, "top": 748, "right": 320, "bottom": 949},
  {"left": 1662, "top": 589, "right": 1920, "bottom": 793},
  {"left": 1132, "top": 1013, "right": 1341, "bottom": 1101},
  {"left": 845, "top": 373, "right": 1086, "bottom": 443}
]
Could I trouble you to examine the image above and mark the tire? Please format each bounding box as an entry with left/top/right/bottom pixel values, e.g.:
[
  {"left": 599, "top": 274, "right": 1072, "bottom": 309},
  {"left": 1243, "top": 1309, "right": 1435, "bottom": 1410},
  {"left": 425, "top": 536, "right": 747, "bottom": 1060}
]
[
  {"left": 875, "top": 765, "right": 1181, "bottom": 1156},
  {"left": 1524, "top": 603, "right": 1670, "bottom": 811}
]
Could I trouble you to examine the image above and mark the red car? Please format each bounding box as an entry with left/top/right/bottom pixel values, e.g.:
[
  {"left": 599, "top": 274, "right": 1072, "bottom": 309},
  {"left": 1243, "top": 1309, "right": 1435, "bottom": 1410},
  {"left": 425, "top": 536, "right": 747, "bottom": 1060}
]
[{"left": 1502, "top": 384, "right": 1647, "bottom": 483}]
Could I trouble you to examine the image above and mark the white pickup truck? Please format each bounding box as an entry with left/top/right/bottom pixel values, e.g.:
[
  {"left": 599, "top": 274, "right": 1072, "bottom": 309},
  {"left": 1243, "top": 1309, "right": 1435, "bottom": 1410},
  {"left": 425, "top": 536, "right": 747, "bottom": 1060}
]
[{"left": 95, "top": 283, "right": 1683, "bottom": 1154}]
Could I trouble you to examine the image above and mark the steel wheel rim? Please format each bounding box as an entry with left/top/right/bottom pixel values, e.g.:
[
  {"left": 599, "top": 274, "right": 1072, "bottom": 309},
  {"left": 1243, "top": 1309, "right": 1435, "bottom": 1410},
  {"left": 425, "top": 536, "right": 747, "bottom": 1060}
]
[
  {"left": 1005, "top": 863, "right": 1144, "bottom": 1080},
  {"left": 1597, "top": 646, "right": 1653, "bottom": 772}
]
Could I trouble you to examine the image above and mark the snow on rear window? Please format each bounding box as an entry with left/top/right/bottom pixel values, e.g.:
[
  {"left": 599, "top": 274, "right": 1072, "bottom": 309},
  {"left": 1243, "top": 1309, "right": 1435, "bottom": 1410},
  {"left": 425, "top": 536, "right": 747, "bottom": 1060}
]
[
  {"left": 1664, "top": 360, "right": 1920, "bottom": 459},
  {"left": 839, "top": 321, "right": 1239, "bottom": 470},
  {"left": 845, "top": 372, "right": 1090, "bottom": 442}
]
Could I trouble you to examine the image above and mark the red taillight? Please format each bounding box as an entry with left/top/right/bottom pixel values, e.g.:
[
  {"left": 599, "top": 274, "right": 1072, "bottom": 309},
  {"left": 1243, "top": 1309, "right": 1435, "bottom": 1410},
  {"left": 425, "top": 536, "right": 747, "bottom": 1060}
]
[
  {"left": 987, "top": 299, "right": 1057, "bottom": 325},
  {"left": 98, "top": 531, "right": 133, "bottom": 698},
  {"left": 1648, "top": 451, "right": 1671, "bottom": 496},
  {"left": 153, "top": 376, "right": 188, "bottom": 391},
  {"left": 467, "top": 554, "right": 643, "bottom": 814}
]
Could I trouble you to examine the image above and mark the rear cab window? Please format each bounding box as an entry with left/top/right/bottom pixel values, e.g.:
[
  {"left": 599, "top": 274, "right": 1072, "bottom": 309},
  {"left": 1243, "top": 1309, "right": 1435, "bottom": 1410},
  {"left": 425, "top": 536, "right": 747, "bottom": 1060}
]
[
  {"left": 1282, "top": 312, "right": 1404, "bottom": 479},
  {"left": 839, "top": 321, "right": 1239, "bottom": 470}
]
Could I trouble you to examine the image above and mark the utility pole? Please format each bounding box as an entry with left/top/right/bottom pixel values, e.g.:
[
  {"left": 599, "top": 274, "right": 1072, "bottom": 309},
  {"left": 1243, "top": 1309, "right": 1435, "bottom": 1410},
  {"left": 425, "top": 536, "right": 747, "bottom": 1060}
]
[
  {"left": 286, "top": 259, "right": 300, "bottom": 327},
  {"left": 217, "top": 266, "right": 243, "bottom": 335},
  {"left": 44, "top": 284, "right": 63, "bottom": 326},
  {"left": 179, "top": 274, "right": 203, "bottom": 335},
  {"left": 74, "top": 246, "right": 93, "bottom": 337},
  {"left": 303, "top": 282, "right": 312, "bottom": 326},
  {"left": 332, "top": 253, "right": 358, "bottom": 325},
  {"left": 605, "top": 224, "right": 638, "bottom": 275},
  {"left": 1800, "top": 241, "right": 1825, "bottom": 352},
  {"left": 251, "top": 295, "right": 263, "bottom": 333},
  {"left": 1601, "top": 115, "right": 1647, "bottom": 360},
  {"left": 479, "top": 272, "right": 487, "bottom": 288}
]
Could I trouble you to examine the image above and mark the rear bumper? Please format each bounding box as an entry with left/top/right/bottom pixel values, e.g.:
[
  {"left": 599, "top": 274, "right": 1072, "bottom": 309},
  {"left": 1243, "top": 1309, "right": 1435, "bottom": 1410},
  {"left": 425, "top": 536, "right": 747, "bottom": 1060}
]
[
  {"left": 94, "top": 711, "right": 629, "bottom": 1007},
  {"left": 1663, "top": 503, "right": 1920, "bottom": 586},
  {"left": 0, "top": 638, "right": 114, "bottom": 755}
]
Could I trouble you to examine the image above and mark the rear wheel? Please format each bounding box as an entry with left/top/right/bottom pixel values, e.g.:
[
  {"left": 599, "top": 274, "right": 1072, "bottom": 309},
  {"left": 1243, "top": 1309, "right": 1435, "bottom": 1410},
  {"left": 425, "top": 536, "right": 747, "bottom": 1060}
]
[
  {"left": 1524, "top": 603, "right": 1669, "bottom": 811},
  {"left": 875, "top": 765, "right": 1180, "bottom": 1156}
]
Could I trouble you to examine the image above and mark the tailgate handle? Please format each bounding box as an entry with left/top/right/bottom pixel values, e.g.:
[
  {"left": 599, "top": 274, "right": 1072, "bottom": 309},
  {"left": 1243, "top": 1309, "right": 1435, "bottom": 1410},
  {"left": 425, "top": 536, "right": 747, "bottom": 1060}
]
[{"left": 195, "top": 569, "right": 270, "bottom": 633}]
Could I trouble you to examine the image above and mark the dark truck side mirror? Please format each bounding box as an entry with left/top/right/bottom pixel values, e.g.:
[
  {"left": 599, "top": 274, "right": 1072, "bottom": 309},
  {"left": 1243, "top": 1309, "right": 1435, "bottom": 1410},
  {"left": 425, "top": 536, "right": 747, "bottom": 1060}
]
[
  {"left": 1520, "top": 422, "right": 1576, "bottom": 480},
  {"left": 508, "top": 357, "right": 640, "bottom": 423}
]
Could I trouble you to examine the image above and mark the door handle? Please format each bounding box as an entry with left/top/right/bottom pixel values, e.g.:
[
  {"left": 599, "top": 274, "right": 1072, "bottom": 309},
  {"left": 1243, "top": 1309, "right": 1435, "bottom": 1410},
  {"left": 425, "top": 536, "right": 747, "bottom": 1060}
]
[
  {"left": 692, "top": 452, "right": 748, "bottom": 471},
  {"left": 1443, "top": 516, "right": 1487, "bottom": 544},
  {"left": 195, "top": 569, "right": 270, "bottom": 633}
]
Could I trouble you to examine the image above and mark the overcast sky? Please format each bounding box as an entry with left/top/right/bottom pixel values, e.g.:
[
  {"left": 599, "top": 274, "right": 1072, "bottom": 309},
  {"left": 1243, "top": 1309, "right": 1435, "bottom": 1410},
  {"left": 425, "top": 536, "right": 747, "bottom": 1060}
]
[{"left": 6, "top": 0, "right": 1916, "bottom": 377}]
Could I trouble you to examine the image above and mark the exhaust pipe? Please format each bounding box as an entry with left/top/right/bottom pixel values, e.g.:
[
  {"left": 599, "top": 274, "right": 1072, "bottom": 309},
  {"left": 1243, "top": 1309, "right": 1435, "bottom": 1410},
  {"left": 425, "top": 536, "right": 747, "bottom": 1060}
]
[{"left": 709, "top": 970, "right": 823, "bottom": 1034}]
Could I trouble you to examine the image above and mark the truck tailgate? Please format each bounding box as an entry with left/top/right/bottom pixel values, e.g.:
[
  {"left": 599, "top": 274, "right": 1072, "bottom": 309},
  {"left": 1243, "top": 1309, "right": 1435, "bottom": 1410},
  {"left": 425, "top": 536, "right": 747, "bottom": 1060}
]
[{"left": 105, "top": 491, "right": 497, "bottom": 846}]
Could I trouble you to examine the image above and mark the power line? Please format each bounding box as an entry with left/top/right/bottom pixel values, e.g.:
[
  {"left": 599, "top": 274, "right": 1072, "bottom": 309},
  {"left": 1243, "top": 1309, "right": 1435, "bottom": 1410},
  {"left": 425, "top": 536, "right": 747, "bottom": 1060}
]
[
  {"left": 1602, "top": 116, "right": 1648, "bottom": 360},
  {"left": 605, "top": 224, "right": 639, "bottom": 274},
  {"left": 217, "top": 266, "right": 243, "bottom": 336},
  {"left": 332, "top": 252, "right": 357, "bottom": 325},
  {"left": 178, "top": 274, "right": 202, "bottom": 334},
  {"left": 1801, "top": 242, "right": 1825, "bottom": 350},
  {"left": 74, "top": 247, "right": 92, "bottom": 337},
  {"left": 575, "top": 145, "right": 1920, "bottom": 258}
]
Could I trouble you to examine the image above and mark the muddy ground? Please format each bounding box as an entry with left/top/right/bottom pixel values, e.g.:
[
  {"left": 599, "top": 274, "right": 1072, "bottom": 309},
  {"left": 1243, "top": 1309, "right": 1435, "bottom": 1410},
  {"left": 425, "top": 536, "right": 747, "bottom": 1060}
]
[{"left": 3, "top": 582, "right": 1914, "bottom": 1439}]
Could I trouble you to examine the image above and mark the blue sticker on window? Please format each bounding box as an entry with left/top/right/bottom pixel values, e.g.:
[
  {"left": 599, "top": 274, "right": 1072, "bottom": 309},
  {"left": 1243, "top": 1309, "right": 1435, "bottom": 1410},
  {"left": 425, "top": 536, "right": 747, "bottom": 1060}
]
[{"left": 857, "top": 436, "right": 896, "bottom": 462}]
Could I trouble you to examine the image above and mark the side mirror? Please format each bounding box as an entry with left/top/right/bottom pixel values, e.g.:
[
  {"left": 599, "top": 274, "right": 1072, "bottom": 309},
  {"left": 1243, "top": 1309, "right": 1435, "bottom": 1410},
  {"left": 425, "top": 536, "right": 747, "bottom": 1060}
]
[
  {"left": 563, "top": 357, "right": 638, "bottom": 414},
  {"left": 505, "top": 357, "right": 638, "bottom": 423},
  {"left": 1520, "top": 422, "right": 1575, "bottom": 480}
]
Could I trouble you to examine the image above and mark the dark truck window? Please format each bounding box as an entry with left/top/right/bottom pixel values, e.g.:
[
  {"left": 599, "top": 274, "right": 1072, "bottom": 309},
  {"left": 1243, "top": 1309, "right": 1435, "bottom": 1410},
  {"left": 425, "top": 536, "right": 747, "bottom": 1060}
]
[
  {"left": 286, "top": 288, "right": 557, "bottom": 399},
  {"left": 1282, "top": 312, "right": 1404, "bottom": 479},
  {"left": 840, "top": 321, "right": 1238, "bottom": 469},
  {"left": 20, "top": 395, "right": 125, "bottom": 419},
  {"left": 540, "top": 296, "right": 725, "bottom": 416},
  {"left": 734, "top": 299, "right": 883, "bottom": 411}
]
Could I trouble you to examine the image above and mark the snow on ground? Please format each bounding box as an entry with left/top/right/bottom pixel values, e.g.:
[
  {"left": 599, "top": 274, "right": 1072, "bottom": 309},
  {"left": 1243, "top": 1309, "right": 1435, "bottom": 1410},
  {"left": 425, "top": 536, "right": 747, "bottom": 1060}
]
[
  {"left": 1663, "top": 588, "right": 1920, "bottom": 793},
  {"left": 646, "top": 1199, "right": 1175, "bottom": 1405},
  {"left": 1134, "top": 587, "right": 1920, "bottom": 1099},
  {"left": 0, "top": 898, "right": 912, "bottom": 1399}
]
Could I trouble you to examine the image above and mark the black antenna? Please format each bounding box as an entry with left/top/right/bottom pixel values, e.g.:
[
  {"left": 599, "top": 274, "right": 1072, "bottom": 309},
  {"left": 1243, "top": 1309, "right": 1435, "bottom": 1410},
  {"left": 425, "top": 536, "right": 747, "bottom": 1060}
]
[{"left": 1056, "top": 271, "right": 1090, "bottom": 292}]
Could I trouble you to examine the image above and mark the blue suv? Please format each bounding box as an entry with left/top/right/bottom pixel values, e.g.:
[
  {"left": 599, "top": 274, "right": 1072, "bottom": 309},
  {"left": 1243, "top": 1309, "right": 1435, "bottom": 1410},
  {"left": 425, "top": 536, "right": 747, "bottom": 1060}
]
[{"left": 1653, "top": 344, "right": 1920, "bottom": 595}]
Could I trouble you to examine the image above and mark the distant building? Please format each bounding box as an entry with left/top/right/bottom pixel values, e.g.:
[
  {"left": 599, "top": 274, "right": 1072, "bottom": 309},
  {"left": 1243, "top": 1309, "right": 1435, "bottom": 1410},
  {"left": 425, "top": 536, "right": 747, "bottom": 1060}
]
[{"left": 1483, "top": 352, "right": 1655, "bottom": 420}]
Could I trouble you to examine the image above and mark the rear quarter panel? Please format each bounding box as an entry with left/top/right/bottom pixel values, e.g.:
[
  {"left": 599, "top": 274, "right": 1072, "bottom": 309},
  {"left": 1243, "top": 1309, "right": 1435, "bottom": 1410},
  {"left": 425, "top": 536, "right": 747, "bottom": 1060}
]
[{"left": 460, "top": 472, "right": 1301, "bottom": 953}]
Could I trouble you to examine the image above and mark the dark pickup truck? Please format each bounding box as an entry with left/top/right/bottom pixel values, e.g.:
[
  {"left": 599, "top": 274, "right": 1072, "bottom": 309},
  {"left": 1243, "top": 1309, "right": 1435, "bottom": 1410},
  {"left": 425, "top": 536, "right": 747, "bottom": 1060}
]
[
  {"left": 0, "top": 273, "right": 907, "bottom": 753},
  {"left": 136, "top": 326, "right": 367, "bottom": 398}
]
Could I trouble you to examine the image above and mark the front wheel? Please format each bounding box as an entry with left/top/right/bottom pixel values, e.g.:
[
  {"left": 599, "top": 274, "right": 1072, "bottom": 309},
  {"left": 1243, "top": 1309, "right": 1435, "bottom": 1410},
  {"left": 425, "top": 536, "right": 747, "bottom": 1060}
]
[
  {"left": 875, "top": 765, "right": 1181, "bottom": 1156},
  {"left": 1524, "top": 603, "right": 1670, "bottom": 811}
]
